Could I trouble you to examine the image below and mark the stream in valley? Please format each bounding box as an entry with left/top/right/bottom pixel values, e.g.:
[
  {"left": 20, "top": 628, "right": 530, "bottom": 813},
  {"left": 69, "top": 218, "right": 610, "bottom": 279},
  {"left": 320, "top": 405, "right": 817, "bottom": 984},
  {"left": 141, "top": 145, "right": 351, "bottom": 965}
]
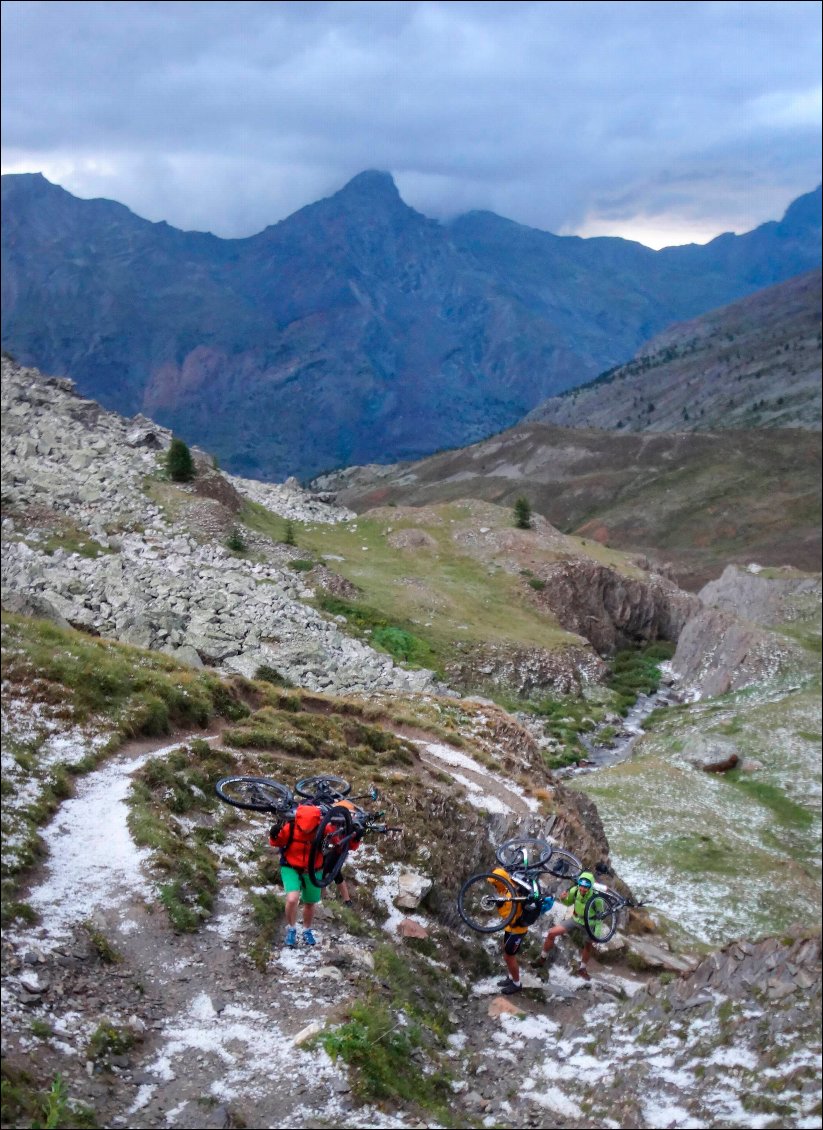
[{"left": 555, "top": 664, "right": 689, "bottom": 779}]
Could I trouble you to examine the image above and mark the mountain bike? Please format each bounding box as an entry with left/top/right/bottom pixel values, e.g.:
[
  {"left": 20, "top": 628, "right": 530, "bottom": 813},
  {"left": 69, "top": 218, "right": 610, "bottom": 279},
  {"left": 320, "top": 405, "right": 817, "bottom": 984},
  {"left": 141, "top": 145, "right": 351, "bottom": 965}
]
[
  {"left": 308, "top": 803, "right": 400, "bottom": 889},
  {"left": 457, "top": 837, "right": 583, "bottom": 933},
  {"left": 583, "top": 886, "right": 647, "bottom": 943},
  {"left": 214, "top": 775, "right": 294, "bottom": 813},
  {"left": 214, "top": 773, "right": 399, "bottom": 888},
  {"left": 214, "top": 773, "right": 360, "bottom": 813}
]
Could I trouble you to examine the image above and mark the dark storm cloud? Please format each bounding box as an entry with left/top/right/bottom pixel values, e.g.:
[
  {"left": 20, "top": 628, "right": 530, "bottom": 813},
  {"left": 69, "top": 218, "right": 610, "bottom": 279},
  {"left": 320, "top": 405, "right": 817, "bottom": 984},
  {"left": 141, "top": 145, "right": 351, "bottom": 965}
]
[{"left": 2, "top": 0, "right": 821, "bottom": 246}]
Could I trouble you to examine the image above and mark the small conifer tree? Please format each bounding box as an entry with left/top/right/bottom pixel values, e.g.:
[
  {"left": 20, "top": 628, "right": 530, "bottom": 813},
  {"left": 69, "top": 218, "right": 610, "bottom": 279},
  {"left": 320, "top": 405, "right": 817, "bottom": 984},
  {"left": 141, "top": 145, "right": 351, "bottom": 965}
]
[
  {"left": 514, "top": 497, "right": 532, "bottom": 530},
  {"left": 283, "top": 521, "right": 297, "bottom": 547},
  {"left": 225, "top": 528, "right": 247, "bottom": 553},
  {"left": 166, "top": 437, "right": 195, "bottom": 482}
]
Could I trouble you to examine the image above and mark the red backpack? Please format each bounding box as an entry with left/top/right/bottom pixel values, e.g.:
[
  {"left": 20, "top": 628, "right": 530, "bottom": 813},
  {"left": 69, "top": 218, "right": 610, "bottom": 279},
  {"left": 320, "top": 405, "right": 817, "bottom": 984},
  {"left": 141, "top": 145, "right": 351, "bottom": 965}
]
[{"left": 275, "top": 805, "right": 324, "bottom": 870}]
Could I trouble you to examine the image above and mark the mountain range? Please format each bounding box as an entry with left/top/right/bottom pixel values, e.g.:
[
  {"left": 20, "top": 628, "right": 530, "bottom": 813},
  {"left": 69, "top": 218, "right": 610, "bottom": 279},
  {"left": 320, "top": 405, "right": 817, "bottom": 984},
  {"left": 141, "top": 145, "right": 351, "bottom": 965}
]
[{"left": 2, "top": 170, "right": 821, "bottom": 479}]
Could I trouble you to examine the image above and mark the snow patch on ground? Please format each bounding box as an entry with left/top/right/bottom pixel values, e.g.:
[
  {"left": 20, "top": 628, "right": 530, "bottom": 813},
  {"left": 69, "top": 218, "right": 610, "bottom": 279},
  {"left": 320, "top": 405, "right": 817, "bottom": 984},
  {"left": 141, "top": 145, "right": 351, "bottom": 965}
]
[{"left": 414, "top": 739, "right": 538, "bottom": 813}]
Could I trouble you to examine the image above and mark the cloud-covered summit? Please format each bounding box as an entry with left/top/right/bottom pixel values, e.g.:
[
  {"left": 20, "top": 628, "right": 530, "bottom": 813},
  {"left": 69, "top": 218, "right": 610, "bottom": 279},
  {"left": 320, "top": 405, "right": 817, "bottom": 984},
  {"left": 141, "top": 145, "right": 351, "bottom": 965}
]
[{"left": 2, "top": 0, "right": 820, "bottom": 248}]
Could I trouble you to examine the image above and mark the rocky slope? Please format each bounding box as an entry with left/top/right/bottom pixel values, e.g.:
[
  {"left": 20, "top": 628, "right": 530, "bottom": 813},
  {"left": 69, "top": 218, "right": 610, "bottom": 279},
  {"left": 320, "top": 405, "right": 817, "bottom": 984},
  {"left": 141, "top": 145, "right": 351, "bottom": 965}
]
[
  {"left": 2, "top": 359, "right": 710, "bottom": 704},
  {"left": 2, "top": 171, "right": 820, "bottom": 480},
  {"left": 528, "top": 269, "right": 822, "bottom": 432},
  {"left": 2, "top": 359, "right": 821, "bottom": 1128},
  {"left": 0, "top": 359, "right": 435, "bottom": 698}
]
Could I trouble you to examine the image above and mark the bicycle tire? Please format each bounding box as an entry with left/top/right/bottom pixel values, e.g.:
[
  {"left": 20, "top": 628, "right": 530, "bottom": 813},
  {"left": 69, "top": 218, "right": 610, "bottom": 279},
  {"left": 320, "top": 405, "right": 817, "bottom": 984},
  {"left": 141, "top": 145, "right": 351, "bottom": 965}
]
[
  {"left": 543, "top": 849, "right": 582, "bottom": 881},
  {"left": 584, "top": 892, "right": 618, "bottom": 943},
  {"left": 495, "top": 837, "right": 553, "bottom": 869},
  {"left": 306, "top": 804, "right": 354, "bottom": 889},
  {"left": 295, "top": 775, "right": 352, "bottom": 802},
  {"left": 215, "top": 776, "right": 293, "bottom": 812},
  {"left": 457, "top": 871, "right": 519, "bottom": 933}
]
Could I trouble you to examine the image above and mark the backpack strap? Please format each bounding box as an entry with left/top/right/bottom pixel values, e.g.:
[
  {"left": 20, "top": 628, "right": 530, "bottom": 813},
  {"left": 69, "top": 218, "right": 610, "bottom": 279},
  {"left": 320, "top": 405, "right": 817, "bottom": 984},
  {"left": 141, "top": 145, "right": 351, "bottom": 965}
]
[{"left": 278, "top": 817, "right": 298, "bottom": 869}]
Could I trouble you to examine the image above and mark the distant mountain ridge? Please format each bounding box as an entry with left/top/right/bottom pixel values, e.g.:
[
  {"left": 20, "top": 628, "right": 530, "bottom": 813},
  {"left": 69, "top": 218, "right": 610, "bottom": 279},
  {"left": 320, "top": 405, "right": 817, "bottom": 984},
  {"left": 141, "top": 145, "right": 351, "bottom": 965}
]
[
  {"left": 527, "top": 269, "right": 822, "bottom": 432},
  {"left": 2, "top": 171, "right": 821, "bottom": 479}
]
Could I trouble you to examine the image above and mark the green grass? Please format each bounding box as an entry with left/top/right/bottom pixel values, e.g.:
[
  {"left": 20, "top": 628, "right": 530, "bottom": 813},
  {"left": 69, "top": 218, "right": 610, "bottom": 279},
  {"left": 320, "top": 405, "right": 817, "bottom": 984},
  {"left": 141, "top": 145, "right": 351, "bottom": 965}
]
[
  {"left": 505, "top": 641, "right": 676, "bottom": 768},
  {"left": 1, "top": 1066, "right": 97, "bottom": 1129},
  {"left": 320, "top": 991, "right": 453, "bottom": 1118},
  {"left": 1, "top": 612, "right": 249, "bottom": 732},
  {"left": 724, "top": 772, "right": 815, "bottom": 830},
  {"left": 1, "top": 613, "right": 254, "bottom": 909},
  {"left": 127, "top": 739, "right": 239, "bottom": 931},
  {"left": 321, "top": 998, "right": 424, "bottom": 1100},
  {"left": 240, "top": 500, "right": 578, "bottom": 672},
  {"left": 87, "top": 1021, "right": 136, "bottom": 1064},
  {"left": 574, "top": 670, "right": 822, "bottom": 947},
  {"left": 315, "top": 594, "right": 438, "bottom": 669}
]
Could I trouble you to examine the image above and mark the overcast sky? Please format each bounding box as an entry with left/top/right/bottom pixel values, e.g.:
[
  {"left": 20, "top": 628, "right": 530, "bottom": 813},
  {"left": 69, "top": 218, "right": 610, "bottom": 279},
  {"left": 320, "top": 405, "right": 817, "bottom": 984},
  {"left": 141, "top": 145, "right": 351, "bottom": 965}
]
[{"left": 2, "top": 0, "right": 821, "bottom": 248}]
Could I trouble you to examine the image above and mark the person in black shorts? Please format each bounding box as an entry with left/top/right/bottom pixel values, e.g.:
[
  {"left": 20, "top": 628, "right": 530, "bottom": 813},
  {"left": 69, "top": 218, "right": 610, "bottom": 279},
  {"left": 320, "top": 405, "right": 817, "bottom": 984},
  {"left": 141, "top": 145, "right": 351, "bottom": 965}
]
[{"left": 488, "top": 868, "right": 554, "bottom": 995}]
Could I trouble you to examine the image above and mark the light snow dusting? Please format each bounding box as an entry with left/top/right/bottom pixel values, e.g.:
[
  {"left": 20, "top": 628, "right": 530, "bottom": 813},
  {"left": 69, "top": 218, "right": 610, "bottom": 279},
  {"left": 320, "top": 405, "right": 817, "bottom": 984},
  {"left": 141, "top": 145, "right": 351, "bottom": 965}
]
[{"left": 24, "top": 746, "right": 164, "bottom": 946}]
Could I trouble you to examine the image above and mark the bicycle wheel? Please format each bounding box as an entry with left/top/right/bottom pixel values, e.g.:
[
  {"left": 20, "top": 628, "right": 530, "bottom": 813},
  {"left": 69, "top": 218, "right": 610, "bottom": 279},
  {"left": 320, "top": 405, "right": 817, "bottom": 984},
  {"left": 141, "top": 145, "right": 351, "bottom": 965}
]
[
  {"left": 457, "top": 871, "right": 519, "bottom": 933},
  {"left": 306, "top": 804, "right": 353, "bottom": 889},
  {"left": 584, "top": 892, "right": 618, "bottom": 943},
  {"left": 495, "top": 837, "right": 553, "bottom": 869},
  {"left": 295, "top": 775, "right": 352, "bottom": 802},
  {"left": 543, "top": 849, "right": 582, "bottom": 881},
  {"left": 215, "top": 776, "right": 293, "bottom": 811}
]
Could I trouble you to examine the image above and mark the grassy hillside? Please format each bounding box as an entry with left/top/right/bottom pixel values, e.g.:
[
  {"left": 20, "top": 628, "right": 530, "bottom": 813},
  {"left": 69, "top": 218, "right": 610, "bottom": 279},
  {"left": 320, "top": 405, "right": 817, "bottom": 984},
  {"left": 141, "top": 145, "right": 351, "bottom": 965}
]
[
  {"left": 529, "top": 270, "right": 822, "bottom": 433},
  {"left": 572, "top": 591, "right": 822, "bottom": 948},
  {"left": 318, "top": 427, "right": 821, "bottom": 590},
  {"left": 241, "top": 495, "right": 642, "bottom": 670}
]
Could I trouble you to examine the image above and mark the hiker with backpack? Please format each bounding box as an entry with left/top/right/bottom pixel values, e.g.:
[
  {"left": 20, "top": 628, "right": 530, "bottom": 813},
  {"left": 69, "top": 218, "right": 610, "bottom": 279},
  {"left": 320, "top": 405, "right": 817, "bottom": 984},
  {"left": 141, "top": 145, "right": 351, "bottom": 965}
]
[
  {"left": 532, "top": 870, "right": 598, "bottom": 980},
  {"left": 269, "top": 803, "right": 332, "bottom": 947},
  {"left": 488, "top": 867, "right": 555, "bottom": 994},
  {"left": 321, "top": 798, "right": 363, "bottom": 907}
]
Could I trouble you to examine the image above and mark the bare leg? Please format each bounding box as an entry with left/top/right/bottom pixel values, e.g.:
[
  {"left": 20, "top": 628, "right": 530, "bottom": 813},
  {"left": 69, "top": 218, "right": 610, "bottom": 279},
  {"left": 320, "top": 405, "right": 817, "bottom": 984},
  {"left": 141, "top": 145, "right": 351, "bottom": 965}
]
[
  {"left": 504, "top": 952, "right": 521, "bottom": 983},
  {"left": 284, "top": 891, "right": 300, "bottom": 927},
  {"left": 338, "top": 878, "right": 351, "bottom": 902},
  {"left": 540, "top": 924, "right": 568, "bottom": 955},
  {"left": 302, "top": 901, "right": 316, "bottom": 929}
]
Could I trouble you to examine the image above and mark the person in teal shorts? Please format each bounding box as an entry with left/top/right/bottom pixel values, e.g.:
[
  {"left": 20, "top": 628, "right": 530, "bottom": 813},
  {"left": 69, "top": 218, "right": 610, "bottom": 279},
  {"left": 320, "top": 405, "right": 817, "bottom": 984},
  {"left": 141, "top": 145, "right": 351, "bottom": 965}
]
[{"left": 269, "top": 805, "right": 330, "bottom": 947}]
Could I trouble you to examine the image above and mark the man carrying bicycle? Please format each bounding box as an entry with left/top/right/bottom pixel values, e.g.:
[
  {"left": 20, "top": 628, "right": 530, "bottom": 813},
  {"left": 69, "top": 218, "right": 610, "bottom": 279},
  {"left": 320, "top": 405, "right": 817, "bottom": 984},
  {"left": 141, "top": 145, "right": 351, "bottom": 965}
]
[
  {"left": 533, "top": 870, "right": 597, "bottom": 980},
  {"left": 270, "top": 804, "right": 332, "bottom": 947},
  {"left": 321, "top": 798, "right": 364, "bottom": 907},
  {"left": 489, "top": 868, "right": 554, "bottom": 995}
]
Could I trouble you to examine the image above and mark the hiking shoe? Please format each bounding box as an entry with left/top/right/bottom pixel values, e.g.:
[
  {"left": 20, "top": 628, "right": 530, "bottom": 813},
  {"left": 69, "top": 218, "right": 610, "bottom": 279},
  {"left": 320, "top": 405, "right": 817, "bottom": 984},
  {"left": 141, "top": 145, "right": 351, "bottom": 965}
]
[
  {"left": 497, "top": 977, "right": 516, "bottom": 987},
  {"left": 302, "top": 929, "right": 317, "bottom": 947},
  {"left": 284, "top": 927, "right": 297, "bottom": 947},
  {"left": 575, "top": 964, "right": 591, "bottom": 981},
  {"left": 499, "top": 979, "right": 522, "bottom": 995}
]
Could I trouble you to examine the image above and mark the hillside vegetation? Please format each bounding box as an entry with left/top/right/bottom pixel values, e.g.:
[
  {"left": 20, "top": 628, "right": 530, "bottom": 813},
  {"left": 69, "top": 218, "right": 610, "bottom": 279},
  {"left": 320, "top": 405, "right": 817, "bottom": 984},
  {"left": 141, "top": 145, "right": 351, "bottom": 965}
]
[
  {"left": 1, "top": 361, "right": 821, "bottom": 1128},
  {"left": 316, "top": 424, "right": 821, "bottom": 590},
  {"left": 528, "top": 269, "right": 822, "bottom": 432}
]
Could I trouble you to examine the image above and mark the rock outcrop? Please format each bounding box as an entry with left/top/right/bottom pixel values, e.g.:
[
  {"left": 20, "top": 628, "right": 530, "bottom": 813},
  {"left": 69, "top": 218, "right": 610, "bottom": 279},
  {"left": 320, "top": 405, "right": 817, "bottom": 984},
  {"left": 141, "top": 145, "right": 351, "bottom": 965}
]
[
  {"left": 529, "top": 558, "right": 699, "bottom": 654},
  {"left": 445, "top": 640, "right": 608, "bottom": 696},
  {"left": 672, "top": 563, "right": 819, "bottom": 695}
]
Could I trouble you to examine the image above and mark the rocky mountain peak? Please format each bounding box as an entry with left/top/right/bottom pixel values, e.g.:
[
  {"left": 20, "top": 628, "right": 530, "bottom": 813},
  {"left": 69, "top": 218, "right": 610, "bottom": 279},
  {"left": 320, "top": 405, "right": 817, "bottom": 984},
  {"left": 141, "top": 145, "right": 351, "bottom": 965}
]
[
  {"left": 780, "top": 183, "right": 823, "bottom": 236},
  {"left": 336, "top": 168, "right": 402, "bottom": 201}
]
